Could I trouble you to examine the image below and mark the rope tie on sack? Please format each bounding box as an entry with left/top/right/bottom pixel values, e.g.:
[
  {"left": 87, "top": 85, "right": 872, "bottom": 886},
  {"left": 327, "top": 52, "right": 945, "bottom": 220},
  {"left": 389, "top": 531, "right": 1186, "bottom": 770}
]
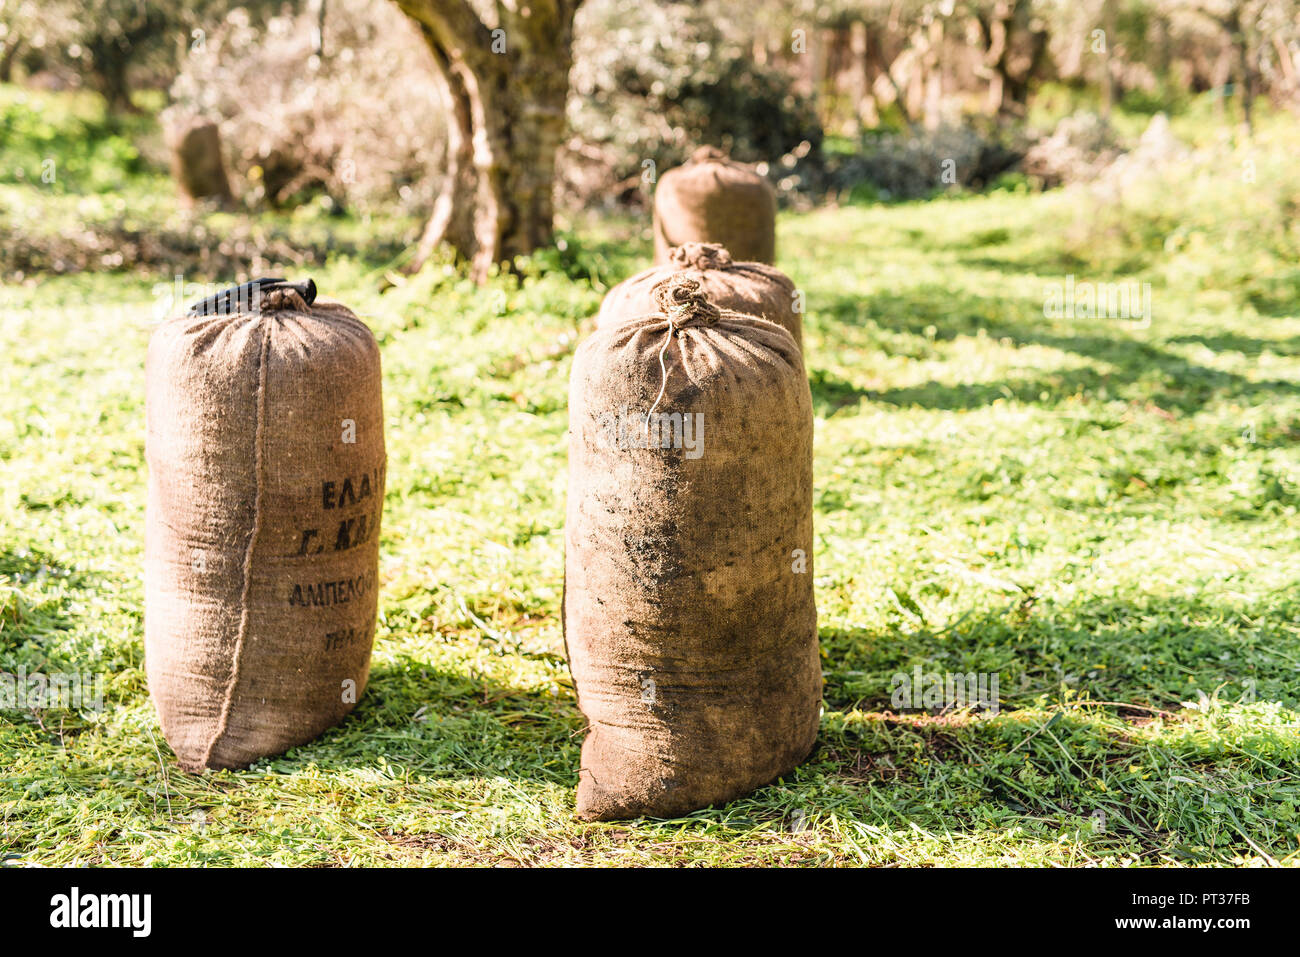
[
  {"left": 644, "top": 275, "right": 720, "bottom": 430},
  {"left": 261, "top": 285, "right": 312, "bottom": 313},
  {"left": 652, "top": 273, "right": 722, "bottom": 325},
  {"left": 690, "top": 145, "right": 728, "bottom": 164},
  {"left": 669, "top": 242, "right": 734, "bottom": 271}
]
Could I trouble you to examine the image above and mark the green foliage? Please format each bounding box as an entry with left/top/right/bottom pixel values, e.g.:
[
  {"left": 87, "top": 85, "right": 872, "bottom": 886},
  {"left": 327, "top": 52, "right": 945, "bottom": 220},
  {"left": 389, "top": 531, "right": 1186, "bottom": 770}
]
[
  {"left": 0, "top": 83, "right": 427, "bottom": 278},
  {"left": 165, "top": 0, "right": 443, "bottom": 214},
  {"left": 570, "top": 0, "right": 821, "bottom": 187},
  {"left": 0, "top": 0, "right": 293, "bottom": 106},
  {"left": 814, "top": 122, "right": 1024, "bottom": 201},
  {"left": 0, "top": 87, "right": 146, "bottom": 192},
  {"left": 1053, "top": 115, "right": 1300, "bottom": 294}
]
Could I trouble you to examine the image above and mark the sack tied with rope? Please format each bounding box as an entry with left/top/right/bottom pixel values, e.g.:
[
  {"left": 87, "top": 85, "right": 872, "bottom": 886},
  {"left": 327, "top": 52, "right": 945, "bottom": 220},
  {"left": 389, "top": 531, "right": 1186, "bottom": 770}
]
[
  {"left": 598, "top": 242, "right": 803, "bottom": 352},
  {"left": 653, "top": 146, "right": 778, "bottom": 266},
  {"left": 145, "top": 279, "right": 385, "bottom": 771},
  {"left": 565, "top": 274, "right": 820, "bottom": 820}
]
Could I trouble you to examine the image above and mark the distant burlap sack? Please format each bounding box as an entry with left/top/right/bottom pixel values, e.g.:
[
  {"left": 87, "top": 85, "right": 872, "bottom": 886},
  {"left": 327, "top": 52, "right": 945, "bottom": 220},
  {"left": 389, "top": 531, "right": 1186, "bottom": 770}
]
[
  {"left": 145, "top": 284, "right": 385, "bottom": 772},
  {"left": 565, "top": 275, "right": 820, "bottom": 821},
  {"left": 165, "top": 115, "right": 234, "bottom": 208},
  {"left": 597, "top": 242, "right": 802, "bottom": 351},
  {"left": 653, "top": 146, "right": 777, "bottom": 265}
]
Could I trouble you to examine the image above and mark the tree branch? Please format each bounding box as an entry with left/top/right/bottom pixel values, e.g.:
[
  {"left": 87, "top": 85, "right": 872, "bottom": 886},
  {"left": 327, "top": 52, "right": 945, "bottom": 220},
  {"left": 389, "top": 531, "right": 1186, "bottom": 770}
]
[{"left": 393, "top": 0, "right": 494, "bottom": 69}]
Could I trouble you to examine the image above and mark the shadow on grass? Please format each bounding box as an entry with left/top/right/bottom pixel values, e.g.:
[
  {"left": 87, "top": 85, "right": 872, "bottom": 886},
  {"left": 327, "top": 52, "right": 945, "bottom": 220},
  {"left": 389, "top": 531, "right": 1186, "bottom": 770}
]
[
  {"left": 862, "top": 368, "right": 1108, "bottom": 411},
  {"left": 789, "top": 588, "right": 1300, "bottom": 861},
  {"left": 1168, "top": 332, "right": 1300, "bottom": 357},
  {"left": 817, "top": 286, "right": 1021, "bottom": 337},
  {"left": 809, "top": 368, "right": 874, "bottom": 416},
  {"left": 958, "top": 250, "right": 1155, "bottom": 278},
  {"left": 275, "top": 586, "right": 1300, "bottom": 861},
  {"left": 812, "top": 284, "right": 1300, "bottom": 415},
  {"left": 819, "top": 589, "right": 1300, "bottom": 715},
  {"left": 791, "top": 702, "right": 1299, "bottom": 864},
  {"left": 278, "top": 655, "right": 582, "bottom": 786}
]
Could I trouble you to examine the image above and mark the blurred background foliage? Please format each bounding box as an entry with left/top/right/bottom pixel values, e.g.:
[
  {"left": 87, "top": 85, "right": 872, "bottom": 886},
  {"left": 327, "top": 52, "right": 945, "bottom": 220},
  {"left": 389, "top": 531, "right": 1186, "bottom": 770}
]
[
  {"left": 164, "top": 1, "right": 444, "bottom": 213},
  {"left": 1, "top": 0, "right": 1299, "bottom": 274}
]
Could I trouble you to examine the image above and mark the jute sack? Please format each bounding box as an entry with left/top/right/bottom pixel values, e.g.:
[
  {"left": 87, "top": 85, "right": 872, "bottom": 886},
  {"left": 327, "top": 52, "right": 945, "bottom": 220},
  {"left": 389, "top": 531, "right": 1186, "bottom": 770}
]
[
  {"left": 565, "top": 275, "right": 820, "bottom": 820},
  {"left": 597, "top": 242, "right": 802, "bottom": 351},
  {"left": 165, "top": 114, "right": 234, "bottom": 209},
  {"left": 145, "top": 283, "right": 385, "bottom": 771},
  {"left": 653, "top": 146, "right": 777, "bottom": 265}
]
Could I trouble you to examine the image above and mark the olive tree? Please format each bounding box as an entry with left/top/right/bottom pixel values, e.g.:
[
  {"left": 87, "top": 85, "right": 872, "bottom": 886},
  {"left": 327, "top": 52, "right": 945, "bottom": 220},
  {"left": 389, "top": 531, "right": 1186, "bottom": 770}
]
[{"left": 392, "top": 0, "right": 584, "bottom": 281}]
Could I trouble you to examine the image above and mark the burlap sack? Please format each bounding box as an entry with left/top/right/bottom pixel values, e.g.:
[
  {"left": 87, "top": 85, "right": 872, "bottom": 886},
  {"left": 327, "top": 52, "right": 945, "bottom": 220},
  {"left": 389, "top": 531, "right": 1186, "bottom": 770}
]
[
  {"left": 145, "top": 285, "right": 385, "bottom": 771},
  {"left": 597, "top": 242, "right": 802, "bottom": 351},
  {"left": 165, "top": 115, "right": 234, "bottom": 209},
  {"left": 653, "top": 146, "right": 777, "bottom": 265},
  {"left": 565, "top": 275, "right": 820, "bottom": 820}
]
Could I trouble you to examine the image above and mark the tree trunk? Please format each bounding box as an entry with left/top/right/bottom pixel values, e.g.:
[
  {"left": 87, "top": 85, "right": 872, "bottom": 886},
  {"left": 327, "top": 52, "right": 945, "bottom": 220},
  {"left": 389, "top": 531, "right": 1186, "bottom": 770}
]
[
  {"left": 0, "top": 38, "right": 22, "bottom": 83},
  {"left": 1271, "top": 34, "right": 1297, "bottom": 98},
  {"left": 394, "top": 0, "right": 581, "bottom": 283},
  {"left": 850, "top": 20, "right": 877, "bottom": 130},
  {"left": 407, "top": 33, "right": 481, "bottom": 274},
  {"left": 1099, "top": 0, "right": 1116, "bottom": 122},
  {"left": 1213, "top": 45, "right": 1231, "bottom": 123},
  {"left": 976, "top": 0, "right": 1046, "bottom": 119},
  {"left": 96, "top": 60, "right": 137, "bottom": 114},
  {"left": 1226, "top": 9, "right": 1255, "bottom": 136},
  {"left": 976, "top": 4, "right": 1010, "bottom": 116},
  {"left": 921, "top": 16, "right": 944, "bottom": 130}
]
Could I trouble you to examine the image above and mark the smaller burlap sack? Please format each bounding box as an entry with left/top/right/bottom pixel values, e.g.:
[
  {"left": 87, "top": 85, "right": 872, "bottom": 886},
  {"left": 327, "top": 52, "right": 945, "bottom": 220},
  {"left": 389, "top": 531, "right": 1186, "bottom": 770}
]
[
  {"left": 165, "top": 114, "right": 234, "bottom": 209},
  {"left": 566, "top": 275, "right": 820, "bottom": 821},
  {"left": 145, "top": 282, "right": 385, "bottom": 771},
  {"left": 653, "top": 146, "right": 777, "bottom": 265},
  {"left": 597, "top": 242, "right": 802, "bottom": 351}
]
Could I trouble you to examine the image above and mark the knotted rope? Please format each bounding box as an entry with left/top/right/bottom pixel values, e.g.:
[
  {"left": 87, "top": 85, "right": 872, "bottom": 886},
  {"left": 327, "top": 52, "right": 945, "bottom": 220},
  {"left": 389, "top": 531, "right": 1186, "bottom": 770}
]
[
  {"left": 186, "top": 278, "right": 317, "bottom": 317},
  {"left": 690, "top": 145, "right": 728, "bottom": 164},
  {"left": 261, "top": 287, "right": 311, "bottom": 313},
  {"left": 668, "top": 242, "right": 734, "bottom": 271},
  {"left": 644, "top": 275, "right": 720, "bottom": 428}
]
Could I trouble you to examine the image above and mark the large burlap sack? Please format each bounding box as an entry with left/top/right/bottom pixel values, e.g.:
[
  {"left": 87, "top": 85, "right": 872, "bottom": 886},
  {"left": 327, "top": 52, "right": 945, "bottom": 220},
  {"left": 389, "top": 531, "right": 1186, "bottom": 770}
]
[
  {"left": 597, "top": 242, "right": 802, "bottom": 351},
  {"left": 653, "top": 146, "right": 777, "bottom": 265},
  {"left": 565, "top": 275, "right": 820, "bottom": 820},
  {"left": 145, "top": 284, "right": 385, "bottom": 771}
]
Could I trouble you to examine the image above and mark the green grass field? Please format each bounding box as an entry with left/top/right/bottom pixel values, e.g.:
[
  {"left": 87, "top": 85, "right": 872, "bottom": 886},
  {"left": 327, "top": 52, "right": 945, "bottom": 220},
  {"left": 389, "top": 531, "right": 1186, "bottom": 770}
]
[{"left": 2, "top": 86, "right": 1299, "bottom": 866}]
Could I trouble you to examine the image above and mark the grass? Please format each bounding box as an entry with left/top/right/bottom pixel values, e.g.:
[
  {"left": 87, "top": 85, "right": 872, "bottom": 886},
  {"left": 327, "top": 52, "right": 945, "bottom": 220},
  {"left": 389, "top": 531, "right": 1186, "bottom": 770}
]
[{"left": 2, "top": 87, "right": 1299, "bottom": 867}]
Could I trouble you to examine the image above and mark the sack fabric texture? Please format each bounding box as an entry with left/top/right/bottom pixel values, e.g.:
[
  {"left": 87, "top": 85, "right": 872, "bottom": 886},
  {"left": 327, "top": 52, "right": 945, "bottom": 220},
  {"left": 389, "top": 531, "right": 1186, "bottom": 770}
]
[
  {"left": 598, "top": 242, "right": 802, "bottom": 351},
  {"left": 653, "top": 146, "right": 778, "bottom": 266},
  {"left": 145, "top": 287, "right": 385, "bottom": 771},
  {"left": 565, "top": 274, "right": 820, "bottom": 820}
]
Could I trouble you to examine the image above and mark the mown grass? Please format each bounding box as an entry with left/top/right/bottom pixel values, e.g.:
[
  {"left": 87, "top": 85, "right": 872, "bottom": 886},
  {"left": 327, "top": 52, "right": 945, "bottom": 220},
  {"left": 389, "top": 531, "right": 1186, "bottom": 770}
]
[{"left": 2, "top": 88, "right": 1299, "bottom": 866}]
